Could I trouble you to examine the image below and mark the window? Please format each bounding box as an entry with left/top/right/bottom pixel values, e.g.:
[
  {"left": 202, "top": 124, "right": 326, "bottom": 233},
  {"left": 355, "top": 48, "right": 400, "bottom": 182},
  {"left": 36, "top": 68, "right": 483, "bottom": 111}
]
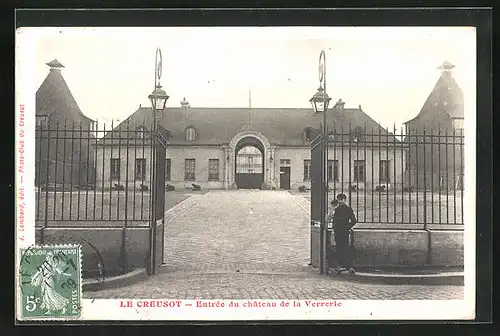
[
  {"left": 208, "top": 159, "right": 219, "bottom": 181},
  {"left": 136, "top": 126, "right": 147, "bottom": 139},
  {"left": 379, "top": 160, "right": 390, "bottom": 183},
  {"left": 280, "top": 159, "right": 291, "bottom": 165},
  {"left": 303, "top": 159, "right": 311, "bottom": 181},
  {"left": 353, "top": 160, "right": 365, "bottom": 182},
  {"left": 453, "top": 118, "right": 464, "bottom": 133},
  {"left": 185, "top": 127, "right": 196, "bottom": 141},
  {"left": 110, "top": 158, "right": 120, "bottom": 180},
  {"left": 327, "top": 160, "right": 339, "bottom": 181},
  {"left": 165, "top": 159, "right": 171, "bottom": 181},
  {"left": 304, "top": 127, "right": 313, "bottom": 141},
  {"left": 184, "top": 159, "right": 195, "bottom": 181},
  {"left": 135, "top": 159, "right": 147, "bottom": 180},
  {"left": 36, "top": 116, "right": 47, "bottom": 128},
  {"left": 351, "top": 126, "right": 365, "bottom": 142}
]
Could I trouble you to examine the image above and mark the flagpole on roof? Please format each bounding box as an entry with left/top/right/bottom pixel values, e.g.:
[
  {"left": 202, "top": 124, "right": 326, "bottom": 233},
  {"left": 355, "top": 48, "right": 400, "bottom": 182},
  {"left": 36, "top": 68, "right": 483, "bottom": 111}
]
[{"left": 248, "top": 82, "right": 252, "bottom": 130}]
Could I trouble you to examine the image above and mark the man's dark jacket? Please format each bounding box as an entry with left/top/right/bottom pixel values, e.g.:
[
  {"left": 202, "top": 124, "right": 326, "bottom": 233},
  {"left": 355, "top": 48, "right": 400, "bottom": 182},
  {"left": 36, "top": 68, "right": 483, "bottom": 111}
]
[{"left": 332, "top": 204, "right": 357, "bottom": 232}]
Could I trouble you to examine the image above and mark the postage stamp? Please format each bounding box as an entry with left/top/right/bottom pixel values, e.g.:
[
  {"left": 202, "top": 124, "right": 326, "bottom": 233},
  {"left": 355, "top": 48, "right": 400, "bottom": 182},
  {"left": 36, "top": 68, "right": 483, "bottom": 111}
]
[{"left": 18, "top": 245, "right": 82, "bottom": 320}]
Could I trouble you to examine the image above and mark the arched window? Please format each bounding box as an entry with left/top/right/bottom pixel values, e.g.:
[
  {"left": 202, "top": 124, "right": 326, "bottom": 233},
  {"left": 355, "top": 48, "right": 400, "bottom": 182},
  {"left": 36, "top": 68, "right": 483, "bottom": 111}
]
[
  {"left": 136, "top": 126, "right": 147, "bottom": 139},
  {"left": 185, "top": 127, "right": 196, "bottom": 141}
]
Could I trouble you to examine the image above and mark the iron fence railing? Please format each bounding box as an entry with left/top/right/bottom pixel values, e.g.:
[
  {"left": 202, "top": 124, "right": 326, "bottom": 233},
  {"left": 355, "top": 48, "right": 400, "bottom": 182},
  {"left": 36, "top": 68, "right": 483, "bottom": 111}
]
[
  {"left": 313, "top": 125, "right": 464, "bottom": 228},
  {"left": 35, "top": 121, "right": 161, "bottom": 226}
]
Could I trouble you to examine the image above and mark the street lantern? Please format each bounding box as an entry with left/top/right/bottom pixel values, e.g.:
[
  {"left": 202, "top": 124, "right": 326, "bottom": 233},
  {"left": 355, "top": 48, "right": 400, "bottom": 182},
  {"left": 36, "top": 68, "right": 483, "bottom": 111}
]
[
  {"left": 309, "top": 86, "right": 331, "bottom": 113},
  {"left": 149, "top": 85, "right": 169, "bottom": 111}
]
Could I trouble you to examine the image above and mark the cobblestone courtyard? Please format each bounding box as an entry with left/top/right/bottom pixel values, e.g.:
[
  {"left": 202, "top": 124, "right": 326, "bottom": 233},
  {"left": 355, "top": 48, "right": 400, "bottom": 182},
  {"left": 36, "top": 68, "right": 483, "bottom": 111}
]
[{"left": 85, "top": 190, "right": 463, "bottom": 300}]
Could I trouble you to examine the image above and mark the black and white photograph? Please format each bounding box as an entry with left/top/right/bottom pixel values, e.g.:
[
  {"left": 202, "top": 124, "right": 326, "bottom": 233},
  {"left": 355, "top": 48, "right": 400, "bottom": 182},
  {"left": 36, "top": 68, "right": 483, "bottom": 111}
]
[{"left": 16, "top": 24, "right": 477, "bottom": 321}]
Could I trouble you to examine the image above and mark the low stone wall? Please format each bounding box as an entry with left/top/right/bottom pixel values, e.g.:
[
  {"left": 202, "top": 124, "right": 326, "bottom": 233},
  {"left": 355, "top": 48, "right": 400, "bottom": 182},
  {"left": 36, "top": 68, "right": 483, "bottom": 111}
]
[
  {"left": 353, "top": 229, "right": 429, "bottom": 266},
  {"left": 311, "top": 226, "right": 464, "bottom": 268},
  {"left": 352, "top": 228, "right": 464, "bottom": 267},
  {"left": 35, "top": 224, "right": 157, "bottom": 276},
  {"left": 429, "top": 230, "right": 464, "bottom": 266}
]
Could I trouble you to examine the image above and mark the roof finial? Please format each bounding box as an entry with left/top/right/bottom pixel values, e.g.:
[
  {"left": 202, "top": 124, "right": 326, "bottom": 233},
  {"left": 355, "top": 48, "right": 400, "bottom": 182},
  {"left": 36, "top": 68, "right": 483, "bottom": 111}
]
[
  {"left": 335, "top": 98, "right": 345, "bottom": 109},
  {"left": 180, "top": 97, "right": 190, "bottom": 107},
  {"left": 46, "top": 59, "right": 65, "bottom": 71},
  {"left": 438, "top": 60, "right": 455, "bottom": 73}
]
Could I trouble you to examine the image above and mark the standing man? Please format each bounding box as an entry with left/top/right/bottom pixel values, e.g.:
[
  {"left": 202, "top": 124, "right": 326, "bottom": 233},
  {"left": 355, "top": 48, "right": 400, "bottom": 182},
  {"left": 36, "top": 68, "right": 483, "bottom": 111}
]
[{"left": 332, "top": 193, "right": 357, "bottom": 274}]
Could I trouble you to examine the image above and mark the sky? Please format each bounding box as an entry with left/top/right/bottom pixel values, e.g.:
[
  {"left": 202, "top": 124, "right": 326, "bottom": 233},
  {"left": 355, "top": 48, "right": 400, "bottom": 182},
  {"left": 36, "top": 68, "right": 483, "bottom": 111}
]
[{"left": 27, "top": 26, "right": 476, "bottom": 131}]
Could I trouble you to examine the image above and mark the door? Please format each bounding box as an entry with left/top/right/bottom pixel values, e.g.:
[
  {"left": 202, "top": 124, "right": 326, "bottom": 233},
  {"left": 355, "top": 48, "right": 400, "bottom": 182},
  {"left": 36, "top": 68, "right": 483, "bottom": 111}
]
[{"left": 280, "top": 166, "right": 291, "bottom": 190}]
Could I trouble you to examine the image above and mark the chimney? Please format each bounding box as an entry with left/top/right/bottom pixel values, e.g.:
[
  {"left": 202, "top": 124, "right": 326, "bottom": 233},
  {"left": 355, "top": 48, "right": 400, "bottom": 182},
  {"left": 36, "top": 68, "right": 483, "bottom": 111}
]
[
  {"left": 181, "top": 97, "right": 190, "bottom": 118},
  {"left": 335, "top": 98, "right": 345, "bottom": 109},
  {"left": 359, "top": 104, "right": 362, "bottom": 111},
  {"left": 438, "top": 60, "right": 455, "bottom": 74},
  {"left": 46, "top": 59, "right": 65, "bottom": 72}
]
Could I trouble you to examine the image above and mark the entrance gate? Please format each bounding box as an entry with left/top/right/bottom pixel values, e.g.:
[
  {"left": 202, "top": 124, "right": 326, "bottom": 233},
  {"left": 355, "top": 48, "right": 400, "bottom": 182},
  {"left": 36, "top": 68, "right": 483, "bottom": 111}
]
[
  {"left": 34, "top": 121, "right": 167, "bottom": 279},
  {"left": 149, "top": 131, "right": 167, "bottom": 275},
  {"left": 310, "top": 133, "right": 328, "bottom": 274},
  {"left": 235, "top": 145, "right": 264, "bottom": 189}
]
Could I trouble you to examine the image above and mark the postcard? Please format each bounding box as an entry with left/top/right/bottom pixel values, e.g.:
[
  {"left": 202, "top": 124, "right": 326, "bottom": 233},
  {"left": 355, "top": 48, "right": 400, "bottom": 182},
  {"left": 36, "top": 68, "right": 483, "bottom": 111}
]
[{"left": 15, "top": 25, "right": 476, "bottom": 321}]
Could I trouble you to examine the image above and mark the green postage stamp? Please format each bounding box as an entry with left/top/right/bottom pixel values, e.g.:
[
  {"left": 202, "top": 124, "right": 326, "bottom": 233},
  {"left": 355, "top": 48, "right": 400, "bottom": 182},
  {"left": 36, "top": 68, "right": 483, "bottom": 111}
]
[{"left": 18, "top": 245, "right": 82, "bottom": 320}]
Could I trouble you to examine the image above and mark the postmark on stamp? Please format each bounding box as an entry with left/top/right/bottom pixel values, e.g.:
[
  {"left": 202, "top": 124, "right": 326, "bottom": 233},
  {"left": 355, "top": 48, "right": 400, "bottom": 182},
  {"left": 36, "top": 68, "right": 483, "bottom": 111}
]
[{"left": 18, "top": 245, "right": 82, "bottom": 320}]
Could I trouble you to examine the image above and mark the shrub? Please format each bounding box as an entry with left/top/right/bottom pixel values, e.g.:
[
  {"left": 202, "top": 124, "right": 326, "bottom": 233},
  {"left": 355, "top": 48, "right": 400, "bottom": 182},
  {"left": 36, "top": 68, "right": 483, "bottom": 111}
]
[
  {"left": 298, "top": 185, "right": 306, "bottom": 192},
  {"left": 192, "top": 183, "right": 201, "bottom": 191},
  {"left": 166, "top": 184, "right": 175, "bottom": 191},
  {"left": 375, "top": 185, "right": 386, "bottom": 192}
]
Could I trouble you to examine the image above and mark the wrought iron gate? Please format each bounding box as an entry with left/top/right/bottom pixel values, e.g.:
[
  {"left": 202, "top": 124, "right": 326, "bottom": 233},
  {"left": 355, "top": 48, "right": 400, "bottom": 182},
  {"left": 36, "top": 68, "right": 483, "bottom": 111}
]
[
  {"left": 310, "top": 133, "right": 328, "bottom": 274},
  {"left": 149, "top": 132, "right": 167, "bottom": 275},
  {"left": 235, "top": 146, "right": 264, "bottom": 189},
  {"left": 34, "top": 121, "right": 168, "bottom": 280}
]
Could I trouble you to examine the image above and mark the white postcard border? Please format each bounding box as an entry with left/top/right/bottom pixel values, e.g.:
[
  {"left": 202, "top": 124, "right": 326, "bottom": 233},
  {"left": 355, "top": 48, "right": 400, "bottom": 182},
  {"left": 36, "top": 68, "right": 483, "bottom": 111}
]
[{"left": 15, "top": 26, "right": 477, "bottom": 321}]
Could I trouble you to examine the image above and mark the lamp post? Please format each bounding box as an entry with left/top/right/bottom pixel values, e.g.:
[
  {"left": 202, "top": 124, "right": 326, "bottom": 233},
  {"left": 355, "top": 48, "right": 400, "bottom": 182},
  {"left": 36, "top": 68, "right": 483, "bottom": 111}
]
[
  {"left": 148, "top": 47, "right": 169, "bottom": 271},
  {"left": 309, "top": 50, "right": 331, "bottom": 275}
]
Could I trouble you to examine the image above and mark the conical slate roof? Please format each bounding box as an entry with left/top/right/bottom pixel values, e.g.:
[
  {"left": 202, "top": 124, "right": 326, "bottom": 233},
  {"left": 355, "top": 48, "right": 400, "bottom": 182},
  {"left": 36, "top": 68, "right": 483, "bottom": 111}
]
[
  {"left": 405, "top": 61, "right": 464, "bottom": 124},
  {"left": 36, "top": 59, "right": 94, "bottom": 124}
]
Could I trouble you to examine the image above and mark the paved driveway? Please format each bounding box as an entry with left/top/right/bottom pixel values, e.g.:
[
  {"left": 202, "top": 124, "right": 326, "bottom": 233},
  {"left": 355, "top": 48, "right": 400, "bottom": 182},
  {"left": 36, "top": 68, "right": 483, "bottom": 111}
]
[{"left": 85, "top": 190, "right": 463, "bottom": 300}]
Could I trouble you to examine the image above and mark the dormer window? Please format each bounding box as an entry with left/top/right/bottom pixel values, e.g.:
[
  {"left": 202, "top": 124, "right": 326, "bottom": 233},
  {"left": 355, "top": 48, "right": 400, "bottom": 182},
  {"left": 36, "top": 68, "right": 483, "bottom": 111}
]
[
  {"left": 36, "top": 115, "right": 48, "bottom": 128},
  {"left": 136, "top": 126, "right": 147, "bottom": 139},
  {"left": 185, "top": 127, "right": 196, "bottom": 141},
  {"left": 303, "top": 126, "right": 314, "bottom": 142},
  {"left": 351, "top": 126, "right": 365, "bottom": 142}
]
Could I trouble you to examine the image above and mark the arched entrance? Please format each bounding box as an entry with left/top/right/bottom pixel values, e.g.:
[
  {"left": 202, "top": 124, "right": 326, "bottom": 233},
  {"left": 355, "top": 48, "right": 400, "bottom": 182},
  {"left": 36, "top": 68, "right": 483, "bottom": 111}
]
[{"left": 235, "top": 137, "right": 264, "bottom": 189}]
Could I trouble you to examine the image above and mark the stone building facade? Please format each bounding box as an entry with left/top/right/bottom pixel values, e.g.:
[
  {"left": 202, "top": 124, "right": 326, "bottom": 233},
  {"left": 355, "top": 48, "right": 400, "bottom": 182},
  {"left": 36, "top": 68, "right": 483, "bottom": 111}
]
[{"left": 95, "top": 99, "right": 405, "bottom": 191}]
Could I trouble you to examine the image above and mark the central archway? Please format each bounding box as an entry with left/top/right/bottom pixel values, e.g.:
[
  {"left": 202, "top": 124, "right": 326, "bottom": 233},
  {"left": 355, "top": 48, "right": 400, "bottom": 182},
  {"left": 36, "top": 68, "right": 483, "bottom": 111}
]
[{"left": 235, "top": 137, "right": 265, "bottom": 189}]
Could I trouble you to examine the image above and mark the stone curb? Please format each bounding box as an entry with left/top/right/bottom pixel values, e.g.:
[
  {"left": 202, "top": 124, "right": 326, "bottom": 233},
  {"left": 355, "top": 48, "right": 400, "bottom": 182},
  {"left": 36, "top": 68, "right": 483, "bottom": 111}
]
[
  {"left": 165, "top": 195, "right": 202, "bottom": 222},
  {"left": 83, "top": 268, "right": 148, "bottom": 291},
  {"left": 327, "top": 268, "right": 464, "bottom": 286}
]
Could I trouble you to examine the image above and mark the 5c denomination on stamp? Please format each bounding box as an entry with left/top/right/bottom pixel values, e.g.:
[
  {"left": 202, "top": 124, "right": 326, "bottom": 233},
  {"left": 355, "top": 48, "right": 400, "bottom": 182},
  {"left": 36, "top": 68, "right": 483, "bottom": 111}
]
[{"left": 18, "top": 245, "right": 82, "bottom": 320}]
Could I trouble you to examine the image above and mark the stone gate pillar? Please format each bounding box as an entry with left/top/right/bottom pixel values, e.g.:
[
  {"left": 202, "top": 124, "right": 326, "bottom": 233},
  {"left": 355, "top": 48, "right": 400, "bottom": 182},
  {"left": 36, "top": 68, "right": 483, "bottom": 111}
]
[{"left": 222, "top": 145, "right": 230, "bottom": 190}]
